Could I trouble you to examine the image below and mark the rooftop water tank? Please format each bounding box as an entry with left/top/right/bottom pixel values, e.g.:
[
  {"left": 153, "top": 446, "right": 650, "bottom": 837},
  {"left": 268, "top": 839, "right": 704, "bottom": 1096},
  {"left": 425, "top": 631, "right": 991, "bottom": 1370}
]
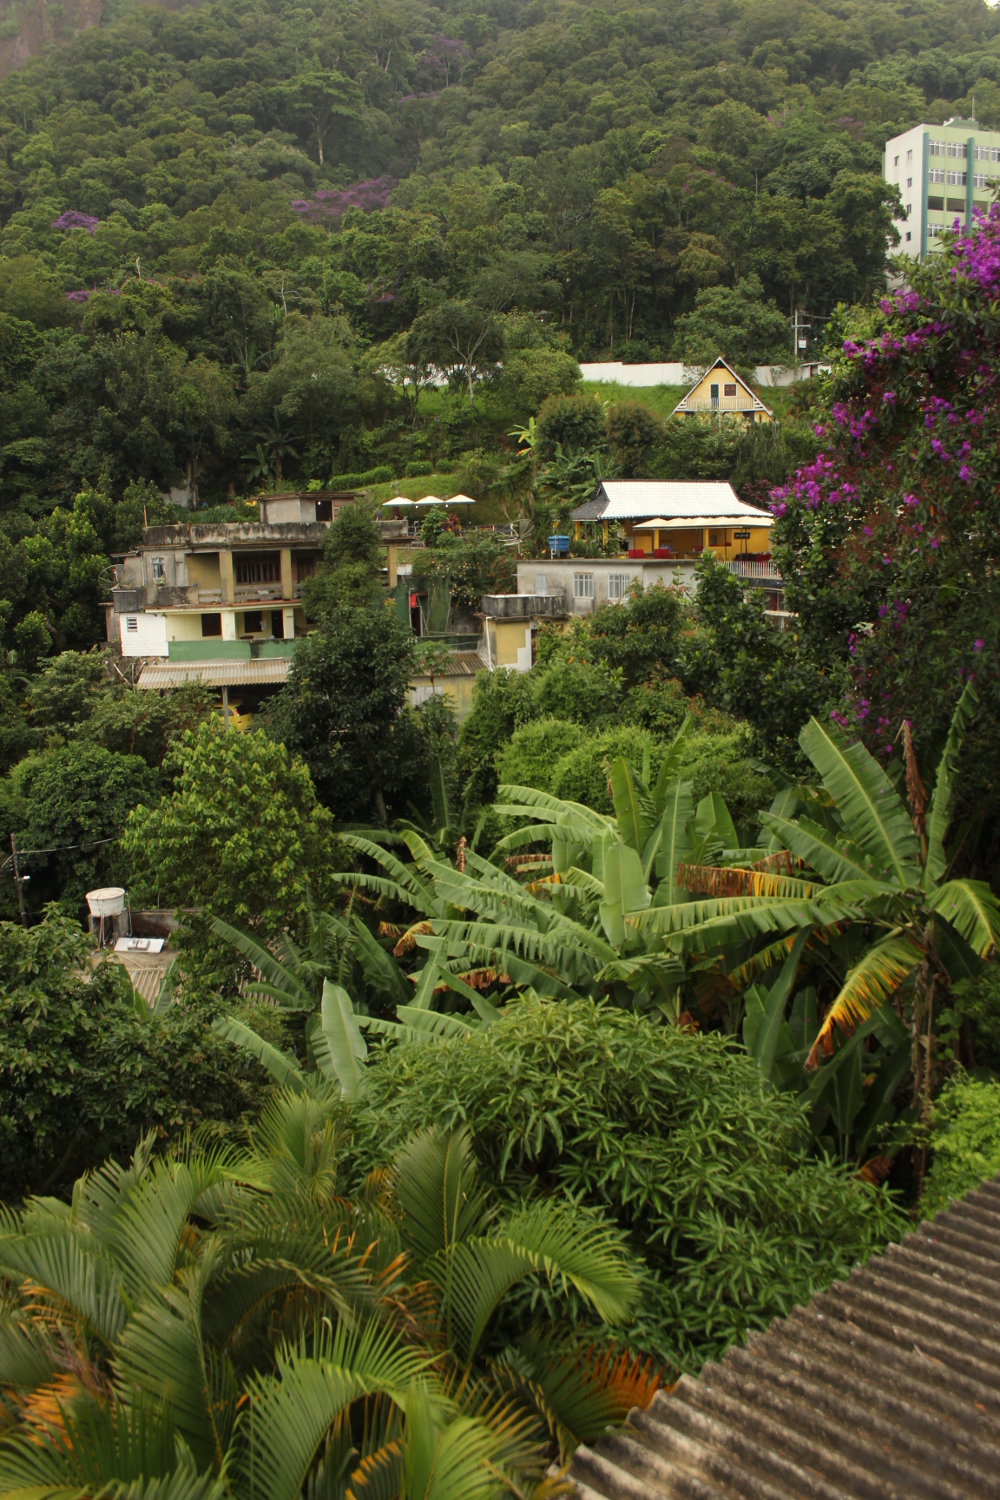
[{"left": 86, "top": 887, "right": 125, "bottom": 918}]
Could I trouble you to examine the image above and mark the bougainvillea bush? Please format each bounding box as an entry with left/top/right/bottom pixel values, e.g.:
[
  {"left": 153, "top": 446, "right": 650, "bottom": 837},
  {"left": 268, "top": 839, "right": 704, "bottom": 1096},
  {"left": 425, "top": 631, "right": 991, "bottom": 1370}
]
[{"left": 771, "top": 207, "right": 1000, "bottom": 773}]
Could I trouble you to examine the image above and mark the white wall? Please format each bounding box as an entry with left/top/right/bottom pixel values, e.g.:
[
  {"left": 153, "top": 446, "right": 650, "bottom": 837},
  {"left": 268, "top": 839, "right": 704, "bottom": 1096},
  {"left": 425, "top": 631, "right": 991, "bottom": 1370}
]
[
  {"left": 119, "top": 612, "right": 168, "bottom": 658},
  {"left": 578, "top": 362, "right": 828, "bottom": 389}
]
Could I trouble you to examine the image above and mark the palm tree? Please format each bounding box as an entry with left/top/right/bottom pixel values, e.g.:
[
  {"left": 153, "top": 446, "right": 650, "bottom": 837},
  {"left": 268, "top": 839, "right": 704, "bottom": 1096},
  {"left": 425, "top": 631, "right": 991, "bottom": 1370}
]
[
  {"left": 635, "top": 683, "right": 1000, "bottom": 1146},
  {"left": 0, "top": 1099, "right": 650, "bottom": 1498}
]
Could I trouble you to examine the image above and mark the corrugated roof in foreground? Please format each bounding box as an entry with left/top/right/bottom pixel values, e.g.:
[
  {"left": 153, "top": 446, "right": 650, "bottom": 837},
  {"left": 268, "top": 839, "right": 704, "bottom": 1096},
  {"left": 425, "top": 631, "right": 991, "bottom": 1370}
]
[
  {"left": 414, "top": 650, "right": 490, "bottom": 678},
  {"left": 571, "top": 1173, "right": 1000, "bottom": 1500},
  {"left": 572, "top": 482, "right": 773, "bottom": 523},
  {"left": 137, "top": 658, "right": 292, "bottom": 689}
]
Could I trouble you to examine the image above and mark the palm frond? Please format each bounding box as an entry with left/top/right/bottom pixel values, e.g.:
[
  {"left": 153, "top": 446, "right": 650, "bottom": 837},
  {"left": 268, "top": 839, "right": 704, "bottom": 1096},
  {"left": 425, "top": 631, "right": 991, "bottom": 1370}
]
[
  {"left": 758, "top": 811, "right": 874, "bottom": 885},
  {"left": 676, "top": 866, "right": 818, "bottom": 899},
  {"left": 923, "top": 680, "right": 979, "bottom": 891},
  {"left": 213, "top": 1017, "right": 306, "bottom": 1092},
  {"left": 806, "top": 931, "right": 924, "bottom": 1065},
  {"left": 210, "top": 918, "right": 313, "bottom": 1007},
  {"left": 233, "top": 1319, "right": 430, "bottom": 1500},
  {"left": 929, "top": 879, "right": 1000, "bottom": 958},
  {"left": 799, "top": 718, "right": 921, "bottom": 888}
]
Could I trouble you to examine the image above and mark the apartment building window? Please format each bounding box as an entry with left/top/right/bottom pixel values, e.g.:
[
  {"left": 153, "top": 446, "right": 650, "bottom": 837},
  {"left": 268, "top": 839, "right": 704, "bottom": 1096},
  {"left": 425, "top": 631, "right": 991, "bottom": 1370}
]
[
  {"left": 906, "top": 148, "right": 913, "bottom": 160},
  {"left": 126, "top": 617, "right": 138, "bottom": 632},
  {"left": 973, "top": 173, "right": 991, "bottom": 188},
  {"left": 928, "top": 169, "right": 946, "bottom": 184},
  {"left": 905, "top": 203, "right": 911, "bottom": 217},
  {"left": 201, "top": 612, "right": 222, "bottom": 636},
  {"left": 905, "top": 231, "right": 912, "bottom": 242},
  {"left": 927, "top": 224, "right": 946, "bottom": 238},
  {"left": 947, "top": 142, "right": 965, "bottom": 158},
  {"left": 945, "top": 170, "right": 966, "bottom": 186},
  {"left": 975, "top": 145, "right": 1000, "bottom": 162},
  {"left": 235, "top": 554, "right": 280, "bottom": 584},
  {"left": 893, "top": 154, "right": 899, "bottom": 165},
  {"left": 573, "top": 573, "right": 594, "bottom": 599},
  {"left": 607, "top": 573, "right": 632, "bottom": 601},
  {"left": 906, "top": 176, "right": 912, "bottom": 187},
  {"left": 927, "top": 195, "right": 944, "bottom": 209},
  {"left": 242, "top": 610, "right": 264, "bottom": 634},
  {"left": 929, "top": 140, "right": 946, "bottom": 156},
  {"left": 151, "top": 557, "right": 165, "bottom": 580}
]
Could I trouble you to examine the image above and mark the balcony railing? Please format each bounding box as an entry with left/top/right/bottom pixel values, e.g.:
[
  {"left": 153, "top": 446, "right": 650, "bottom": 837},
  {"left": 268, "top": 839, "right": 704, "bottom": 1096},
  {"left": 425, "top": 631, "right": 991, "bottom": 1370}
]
[
  {"left": 726, "top": 558, "right": 783, "bottom": 581},
  {"left": 686, "top": 396, "right": 758, "bottom": 412}
]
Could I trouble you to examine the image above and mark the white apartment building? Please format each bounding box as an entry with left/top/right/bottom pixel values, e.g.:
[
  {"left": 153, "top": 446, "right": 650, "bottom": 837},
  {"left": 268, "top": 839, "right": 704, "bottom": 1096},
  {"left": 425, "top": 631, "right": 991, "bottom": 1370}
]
[{"left": 884, "top": 116, "right": 1000, "bottom": 259}]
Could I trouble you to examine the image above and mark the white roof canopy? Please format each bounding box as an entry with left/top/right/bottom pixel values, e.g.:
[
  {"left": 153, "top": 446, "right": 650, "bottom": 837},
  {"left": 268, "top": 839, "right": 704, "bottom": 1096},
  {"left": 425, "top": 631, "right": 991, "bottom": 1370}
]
[
  {"left": 575, "top": 481, "right": 773, "bottom": 523},
  {"left": 633, "top": 513, "right": 772, "bottom": 530}
]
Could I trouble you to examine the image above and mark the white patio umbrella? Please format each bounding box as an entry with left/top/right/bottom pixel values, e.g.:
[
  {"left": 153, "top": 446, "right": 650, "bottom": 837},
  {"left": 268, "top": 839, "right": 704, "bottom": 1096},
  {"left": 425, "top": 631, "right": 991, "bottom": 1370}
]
[
  {"left": 382, "top": 496, "right": 417, "bottom": 507},
  {"left": 414, "top": 496, "right": 446, "bottom": 506},
  {"left": 444, "top": 493, "right": 476, "bottom": 504}
]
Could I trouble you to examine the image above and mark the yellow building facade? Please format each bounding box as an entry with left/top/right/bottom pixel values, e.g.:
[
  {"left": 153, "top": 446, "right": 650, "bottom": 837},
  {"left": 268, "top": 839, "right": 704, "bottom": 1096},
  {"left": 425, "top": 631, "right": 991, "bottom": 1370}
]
[{"left": 672, "top": 358, "right": 773, "bottom": 424}]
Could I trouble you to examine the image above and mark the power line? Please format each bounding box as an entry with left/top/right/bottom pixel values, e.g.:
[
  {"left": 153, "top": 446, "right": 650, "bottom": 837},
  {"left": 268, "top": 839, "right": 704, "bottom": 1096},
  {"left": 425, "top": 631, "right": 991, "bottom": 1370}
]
[{"left": 0, "top": 834, "right": 121, "bottom": 873}]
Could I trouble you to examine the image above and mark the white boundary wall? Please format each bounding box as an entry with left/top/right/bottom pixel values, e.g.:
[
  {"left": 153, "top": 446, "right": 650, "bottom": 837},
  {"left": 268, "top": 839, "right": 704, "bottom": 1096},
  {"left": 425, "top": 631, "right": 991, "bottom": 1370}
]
[{"left": 578, "top": 362, "right": 829, "bottom": 388}]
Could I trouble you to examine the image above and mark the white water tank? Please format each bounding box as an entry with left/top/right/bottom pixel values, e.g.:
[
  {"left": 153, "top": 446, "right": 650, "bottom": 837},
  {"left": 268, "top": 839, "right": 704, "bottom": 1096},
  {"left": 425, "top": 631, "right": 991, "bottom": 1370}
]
[{"left": 86, "top": 887, "right": 126, "bottom": 918}]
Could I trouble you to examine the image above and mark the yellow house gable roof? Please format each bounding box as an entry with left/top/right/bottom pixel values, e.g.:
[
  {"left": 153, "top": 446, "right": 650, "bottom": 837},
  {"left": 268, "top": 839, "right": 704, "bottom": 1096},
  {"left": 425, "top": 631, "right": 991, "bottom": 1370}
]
[{"left": 672, "top": 357, "right": 773, "bottom": 417}]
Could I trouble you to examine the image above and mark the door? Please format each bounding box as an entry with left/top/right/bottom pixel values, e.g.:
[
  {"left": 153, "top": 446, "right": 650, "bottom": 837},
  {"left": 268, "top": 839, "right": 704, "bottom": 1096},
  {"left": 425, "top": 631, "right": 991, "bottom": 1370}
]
[{"left": 710, "top": 383, "right": 719, "bottom": 407}]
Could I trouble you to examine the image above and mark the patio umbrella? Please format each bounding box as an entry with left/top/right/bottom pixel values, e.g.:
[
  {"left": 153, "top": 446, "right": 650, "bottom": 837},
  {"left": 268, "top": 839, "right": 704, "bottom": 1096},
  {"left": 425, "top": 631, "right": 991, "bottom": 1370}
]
[
  {"left": 414, "top": 496, "right": 446, "bottom": 506},
  {"left": 381, "top": 497, "right": 416, "bottom": 506},
  {"left": 444, "top": 493, "right": 476, "bottom": 504}
]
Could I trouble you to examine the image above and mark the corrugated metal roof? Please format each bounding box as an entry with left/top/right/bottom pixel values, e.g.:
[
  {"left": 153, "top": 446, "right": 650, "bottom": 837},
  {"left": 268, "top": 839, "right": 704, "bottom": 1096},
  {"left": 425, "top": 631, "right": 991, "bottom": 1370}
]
[
  {"left": 108, "top": 953, "right": 176, "bottom": 1004},
  {"left": 571, "top": 1173, "right": 1000, "bottom": 1499},
  {"left": 137, "top": 658, "right": 292, "bottom": 689},
  {"left": 572, "top": 482, "right": 772, "bottom": 523},
  {"left": 414, "top": 650, "right": 489, "bottom": 678}
]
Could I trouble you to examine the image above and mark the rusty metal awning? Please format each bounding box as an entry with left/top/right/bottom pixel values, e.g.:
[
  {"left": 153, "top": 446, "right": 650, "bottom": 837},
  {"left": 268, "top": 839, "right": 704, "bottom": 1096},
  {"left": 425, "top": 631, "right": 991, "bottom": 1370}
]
[
  {"left": 572, "top": 1174, "right": 1000, "bottom": 1498},
  {"left": 136, "top": 659, "right": 292, "bottom": 689}
]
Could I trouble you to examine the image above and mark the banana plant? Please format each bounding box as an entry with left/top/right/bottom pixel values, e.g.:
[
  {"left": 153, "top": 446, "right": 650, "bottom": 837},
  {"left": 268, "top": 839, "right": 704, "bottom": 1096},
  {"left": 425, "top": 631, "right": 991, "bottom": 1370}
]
[
  {"left": 0, "top": 1099, "right": 647, "bottom": 1498},
  {"left": 634, "top": 682, "right": 1000, "bottom": 1136}
]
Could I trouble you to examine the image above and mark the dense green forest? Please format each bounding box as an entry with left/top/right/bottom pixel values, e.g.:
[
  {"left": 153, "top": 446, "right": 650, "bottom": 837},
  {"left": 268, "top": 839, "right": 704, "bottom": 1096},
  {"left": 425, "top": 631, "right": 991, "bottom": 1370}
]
[{"left": 0, "top": 0, "right": 998, "bottom": 522}]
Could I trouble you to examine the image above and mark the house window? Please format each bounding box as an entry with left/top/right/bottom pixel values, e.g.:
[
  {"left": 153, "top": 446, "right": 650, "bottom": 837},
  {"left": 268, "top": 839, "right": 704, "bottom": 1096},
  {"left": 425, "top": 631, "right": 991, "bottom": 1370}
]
[
  {"left": 235, "top": 554, "right": 280, "bottom": 584},
  {"left": 315, "top": 498, "right": 333, "bottom": 522},
  {"left": 723, "top": 383, "right": 737, "bottom": 397},
  {"left": 201, "top": 612, "right": 222, "bottom": 636},
  {"left": 242, "top": 610, "right": 264, "bottom": 634},
  {"left": 151, "top": 557, "right": 165, "bottom": 580},
  {"left": 535, "top": 572, "right": 547, "bottom": 593},
  {"left": 607, "top": 573, "right": 631, "bottom": 601},
  {"left": 573, "top": 573, "right": 594, "bottom": 599},
  {"left": 126, "top": 617, "right": 138, "bottom": 632}
]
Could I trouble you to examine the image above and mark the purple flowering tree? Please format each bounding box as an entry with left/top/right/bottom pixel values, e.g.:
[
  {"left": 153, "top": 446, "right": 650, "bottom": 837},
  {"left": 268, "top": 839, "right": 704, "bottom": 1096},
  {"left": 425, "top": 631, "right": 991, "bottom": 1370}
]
[
  {"left": 51, "top": 211, "right": 100, "bottom": 234},
  {"left": 772, "top": 206, "right": 1000, "bottom": 764},
  {"left": 291, "top": 175, "right": 396, "bottom": 225},
  {"left": 415, "top": 34, "right": 470, "bottom": 87}
]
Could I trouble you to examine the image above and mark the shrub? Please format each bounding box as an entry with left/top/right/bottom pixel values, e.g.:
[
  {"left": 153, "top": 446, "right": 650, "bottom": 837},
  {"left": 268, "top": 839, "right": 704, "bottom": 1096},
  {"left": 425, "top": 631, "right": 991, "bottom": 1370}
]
[
  {"left": 671, "top": 728, "right": 774, "bottom": 830},
  {"left": 921, "top": 1073, "right": 1000, "bottom": 1218},
  {"left": 533, "top": 658, "right": 621, "bottom": 725},
  {"left": 606, "top": 401, "right": 665, "bottom": 477},
  {"left": 550, "top": 726, "right": 660, "bottom": 809},
  {"left": 535, "top": 392, "right": 606, "bottom": 459},
  {"left": 495, "top": 718, "right": 583, "bottom": 794},
  {"left": 353, "top": 997, "right": 905, "bottom": 1371},
  {"left": 0, "top": 907, "right": 272, "bottom": 1201}
]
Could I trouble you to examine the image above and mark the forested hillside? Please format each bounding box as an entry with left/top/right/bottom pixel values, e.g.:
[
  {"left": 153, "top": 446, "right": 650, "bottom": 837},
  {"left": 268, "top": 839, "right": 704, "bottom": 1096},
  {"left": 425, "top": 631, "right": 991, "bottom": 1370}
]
[{"left": 0, "top": 0, "right": 999, "bottom": 647}]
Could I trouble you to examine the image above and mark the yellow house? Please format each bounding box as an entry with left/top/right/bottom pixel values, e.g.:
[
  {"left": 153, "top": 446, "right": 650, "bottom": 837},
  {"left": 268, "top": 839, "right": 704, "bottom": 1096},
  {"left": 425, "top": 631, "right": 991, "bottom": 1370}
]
[
  {"left": 672, "top": 357, "right": 773, "bottom": 424},
  {"left": 571, "top": 481, "right": 773, "bottom": 558}
]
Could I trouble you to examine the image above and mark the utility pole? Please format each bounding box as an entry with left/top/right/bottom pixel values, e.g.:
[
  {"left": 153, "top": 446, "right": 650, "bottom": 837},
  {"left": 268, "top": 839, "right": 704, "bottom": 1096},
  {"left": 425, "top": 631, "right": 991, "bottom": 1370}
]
[{"left": 10, "top": 834, "right": 26, "bottom": 929}]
